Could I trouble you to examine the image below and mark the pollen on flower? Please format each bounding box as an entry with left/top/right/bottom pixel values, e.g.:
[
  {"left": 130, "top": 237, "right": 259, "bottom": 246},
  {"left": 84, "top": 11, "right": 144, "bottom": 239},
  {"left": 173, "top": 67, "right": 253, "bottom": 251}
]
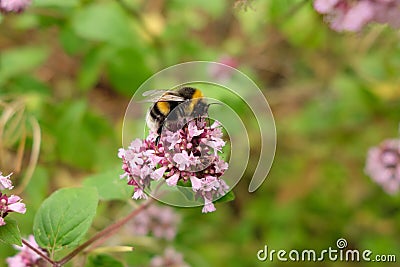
[{"left": 118, "top": 118, "right": 230, "bottom": 213}]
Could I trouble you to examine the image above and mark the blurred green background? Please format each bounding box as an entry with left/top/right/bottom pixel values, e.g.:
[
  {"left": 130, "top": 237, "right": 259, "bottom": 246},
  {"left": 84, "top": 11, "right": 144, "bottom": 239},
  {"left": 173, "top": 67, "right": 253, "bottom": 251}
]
[{"left": 1, "top": 0, "right": 400, "bottom": 266}]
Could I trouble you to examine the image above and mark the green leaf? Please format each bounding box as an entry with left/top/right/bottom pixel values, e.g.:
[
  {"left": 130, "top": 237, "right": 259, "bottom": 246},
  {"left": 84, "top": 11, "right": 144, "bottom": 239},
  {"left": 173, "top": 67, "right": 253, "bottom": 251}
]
[
  {"left": 215, "top": 190, "right": 235, "bottom": 204},
  {"left": 77, "top": 46, "right": 112, "bottom": 92},
  {"left": 82, "top": 169, "right": 132, "bottom": 201},
  {"left": 0, "top": 218, "right": 22, "bottom": 246},
  {"left": 86, "top": 254, "right": 124, "bottom": 267},
  {"left": 0, "top": 46, "right": 48, "bottom": 85},
  {"left": 53, "top": 100, "right": 116, "bottom": 170},
  {"left": 71, "top": 2, "right": 137, "bottom": 47},
  {"left": 106, "top": 47, "right": 151, "bottom": 96},
  {"left": 33, "top": 187, "right": 99, "bottom": 253},
  {"left": 33, "top": 0, "right": 80, "bottom": 7},
  {"left": 59, "top": 26, "right": 88, "bottom": 55},
  {"left": 177, "top": 180, "right": 195, "bottom": 201}
]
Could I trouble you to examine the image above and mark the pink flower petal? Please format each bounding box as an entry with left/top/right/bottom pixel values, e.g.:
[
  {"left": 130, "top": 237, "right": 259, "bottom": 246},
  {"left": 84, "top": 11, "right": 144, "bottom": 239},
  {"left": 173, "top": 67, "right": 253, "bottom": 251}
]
[
  {"left": 202, "top": 200, "right": 216, "bottom": 213},
  {"left": 166, "top": 173, "right": 180, "bottom": 186},
  {"left": 133, "top": 189, "right": 148, "bottom": 200},
  {"left": 314, "top": 0, "right": 340, "bottom": 13},
  {"left": 190, "top": 176, "right": 202, "bottom": 191},
  {"left": 8, "top": 195, "right": 22, "bottom": 204},
  {"left": 8, "top": 202, "right": 26, "bottom": 214},
  {"left": 151, "top": 166, "right": 167, "bottom": 180}
]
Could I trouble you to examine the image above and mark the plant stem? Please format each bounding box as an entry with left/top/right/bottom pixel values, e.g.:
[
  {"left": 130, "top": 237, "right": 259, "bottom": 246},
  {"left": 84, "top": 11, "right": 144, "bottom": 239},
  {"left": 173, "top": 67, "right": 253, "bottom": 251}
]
[
  {"left": 21, "top": 239, "right": 55, "bottom": 266},
  {"left": 56, "top": 199, "right": 153, "bottom": 266}
]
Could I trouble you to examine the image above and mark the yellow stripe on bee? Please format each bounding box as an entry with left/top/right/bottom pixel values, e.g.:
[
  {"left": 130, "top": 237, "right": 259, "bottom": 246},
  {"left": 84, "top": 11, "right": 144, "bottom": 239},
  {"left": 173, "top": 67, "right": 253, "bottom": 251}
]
[
  {"left": 157, "top": 101, "right": 170, "bottom": 115},
  {"left": 189, "top": 89, "right": 203, "bottom": 111},
  {"left": 193, "top": 89, "right": 203, "bottom": 99}
]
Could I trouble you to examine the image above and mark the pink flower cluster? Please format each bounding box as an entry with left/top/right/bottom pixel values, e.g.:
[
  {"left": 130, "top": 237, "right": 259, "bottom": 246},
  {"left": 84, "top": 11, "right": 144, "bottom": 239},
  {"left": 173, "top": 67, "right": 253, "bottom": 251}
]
[
  {"left": 6, "top": 235, "right": 44, "bottom": 267},
  {"left": 0, "top": 0, "right": 31, "bottom": 13},
  {"left": 130, "top": 204, "right": 180, "bottom": 240},
  {"left": 365, "top": 138, "right": 400, "bottom": 194},
  {"left": 0, "top": 172, "right": 26, "bottom": 227},
  {"left": 314, "top": 0, "right": 400, "bottom": 32},
  {"left": 119, "top": 119, "right": 229, "bottom": 213},
  {"left": 149, "top": 247, "right": 190, "bottom": 267}
]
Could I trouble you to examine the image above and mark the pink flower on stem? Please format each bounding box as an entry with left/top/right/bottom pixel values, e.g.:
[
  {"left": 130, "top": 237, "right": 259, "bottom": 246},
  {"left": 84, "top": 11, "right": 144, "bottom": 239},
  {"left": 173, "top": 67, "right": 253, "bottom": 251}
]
[
  {"left": 0, "top": 193, "right": 26, "bottom": 226},
  {"left": 0, "top": 172, "right": 26, "bottom": 227},
  {"left": 365, "top": 138, "right": 400, "bottom": 194},
  {"left": 0, "top": 0, "right": 31, "bottom": 13},
  {"left": 313, "top": 0, "right": 400, "bottom": 32},
  {"left": 0, "top": 172, "right": 13, "bottom": 190},
  {"left": 6, "top": 235, "right": 46, "bottom": 267},
  {"left": 149, "top": 247, "right": 190, "bottom": 267},
  {"left": 118, "top": 118, "right": 230, "bottom": 213},
  {"left": 130, "top": 205, "right": 180, "bottom": 241}
]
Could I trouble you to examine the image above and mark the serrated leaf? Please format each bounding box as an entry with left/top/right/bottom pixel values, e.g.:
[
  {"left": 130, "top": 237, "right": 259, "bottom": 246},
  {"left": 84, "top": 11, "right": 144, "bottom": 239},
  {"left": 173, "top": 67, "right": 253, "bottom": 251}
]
[
  {"left": 82, "top": 169, "right": 132, "bottom": 201},
  {"left": 0, "top": 218, "right": 22, "bottom": 246},
  {"left": 215, "top": 190, "right": 235, "bottom": 203},
  {"left": 33, "top": 187, "right": 98, "bottom": 253},
  {"left": 85, "top": 254, "right": 124, "bottom": 267}
]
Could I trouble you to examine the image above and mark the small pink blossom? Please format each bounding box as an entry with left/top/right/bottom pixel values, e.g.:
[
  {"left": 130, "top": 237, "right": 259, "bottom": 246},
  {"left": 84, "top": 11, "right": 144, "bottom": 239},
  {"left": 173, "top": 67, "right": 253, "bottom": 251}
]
[
  {"left": 0, "top": 192, "right": 26, "bottom": 226},
  {"left": 190, "top": 176, "right": 202, "bottom": 191},
  {"left": 165, "top": 131, "right": 181, "bottom": 149},
  {"left": 314, "top": 0, "right": 400, "bottom": 32},
  {"left": 166, "top": 173, "right": 180, "bottom": 186},
  {"left": 149, "top": 247, "right": 190, "bottom": 267},
  {"left": 7, "top": 235, "right": 45, "bottom": 267},
  {"left": 151, "top": 166, "right": 167, "bottom": 181},
  {"left": 0, "top": 172, "right": 13, "bottom": 190},
  {"left": 365, "top": 138, "right": 400, "bottom": 194},
  {"left": 314, "top": 0, "right": 340, "bottom": 12},
  {"left": 130, "top": 205, "right": 180, "bottom": 241},
  {"left": 202, "top": 199, "right": 216, "bottom": 213},
  {"left": 0, "top": 0, "right": 31, "bottom": 13},
  {"left": 188, "top": 121, "right": 204, "bottom": 139},
  {"left": 8, "top": 195, "right": 26, "bottom": 214},
  {"left": 133, "top": 188, "right": 147, "bottom": 200}
]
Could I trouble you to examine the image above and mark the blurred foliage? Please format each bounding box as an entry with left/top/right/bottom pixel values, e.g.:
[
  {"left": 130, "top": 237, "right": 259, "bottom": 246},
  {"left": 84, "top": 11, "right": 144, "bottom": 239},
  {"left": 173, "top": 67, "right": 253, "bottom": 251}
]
[{"left": 1, "top": 0, "right": 400, "bottom": 266}]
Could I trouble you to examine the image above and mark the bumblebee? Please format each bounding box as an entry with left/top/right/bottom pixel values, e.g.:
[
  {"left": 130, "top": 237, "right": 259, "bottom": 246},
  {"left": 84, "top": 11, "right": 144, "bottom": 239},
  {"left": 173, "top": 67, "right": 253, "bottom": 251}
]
[{"left": 143, "top": 87, "right": 208, "bottom": 135}]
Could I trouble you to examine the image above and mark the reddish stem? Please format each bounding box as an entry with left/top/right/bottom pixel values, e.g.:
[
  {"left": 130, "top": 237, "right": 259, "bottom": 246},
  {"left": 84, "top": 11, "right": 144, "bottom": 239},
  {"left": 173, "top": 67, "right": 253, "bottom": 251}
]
[{"left": 56, "top": 199, "right": 153, "bottom": 266}]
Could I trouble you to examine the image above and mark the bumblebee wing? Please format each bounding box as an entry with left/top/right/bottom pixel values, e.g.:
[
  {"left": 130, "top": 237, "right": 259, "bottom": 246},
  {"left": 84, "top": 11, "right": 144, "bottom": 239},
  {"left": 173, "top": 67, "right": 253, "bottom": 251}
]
[
  {"left": 157, "top": 94, "right": 185, "bottom": 102},
  {"left": 142, "top": 89, "right": 168, "bottom": 97},
  {"left": 139, "top": 90, "right": 169, "bottom": 103},
  {"left": 140, "top": 90, "right": 185, "bottom": 103}
]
